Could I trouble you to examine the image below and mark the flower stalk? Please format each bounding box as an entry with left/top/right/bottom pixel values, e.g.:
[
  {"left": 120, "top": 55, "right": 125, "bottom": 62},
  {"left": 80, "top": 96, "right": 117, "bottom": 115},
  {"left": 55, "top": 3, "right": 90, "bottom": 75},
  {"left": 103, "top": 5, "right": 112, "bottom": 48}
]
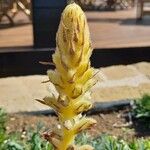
[{"left": 38, "top": 3, "right": 96, "bottom": 150}]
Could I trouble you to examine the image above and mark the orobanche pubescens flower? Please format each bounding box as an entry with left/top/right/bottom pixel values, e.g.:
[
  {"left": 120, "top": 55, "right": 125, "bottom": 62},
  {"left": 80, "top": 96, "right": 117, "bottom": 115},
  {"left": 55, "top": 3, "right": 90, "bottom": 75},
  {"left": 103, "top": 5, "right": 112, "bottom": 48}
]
[{"left": 37, "top": 3, "right": 97, "bottom": 150}]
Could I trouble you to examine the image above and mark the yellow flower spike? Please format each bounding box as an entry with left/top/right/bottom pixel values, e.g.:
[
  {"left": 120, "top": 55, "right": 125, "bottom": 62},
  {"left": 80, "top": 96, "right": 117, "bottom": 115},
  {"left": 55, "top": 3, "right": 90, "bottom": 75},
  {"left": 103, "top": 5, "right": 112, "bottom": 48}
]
[
  {"left": 67, "top": 145, "right": 77, "bottom": 150},
  {"left": 76, "top": 68, "right": 94, "bottom": 85},
  {"left": 41, "top": 96, "right": 62, "bottom": 112},
  {"left": 73, "top": 117, "right": 97, "bottom": 134},
  {"left": 47, "top": 70, "right": 63, "bottom": 87},
  {"left": 74, "top": 100, "right": 92, "bottom": 114},
  {"left": 38, "top": 2, "right": 97, "bottom": 150},
  {"left": 50, "top": 137, "right": 61, "bottom": 149},
  {"left": 56, "top": 100, "right": 92, "bottom": 122}
]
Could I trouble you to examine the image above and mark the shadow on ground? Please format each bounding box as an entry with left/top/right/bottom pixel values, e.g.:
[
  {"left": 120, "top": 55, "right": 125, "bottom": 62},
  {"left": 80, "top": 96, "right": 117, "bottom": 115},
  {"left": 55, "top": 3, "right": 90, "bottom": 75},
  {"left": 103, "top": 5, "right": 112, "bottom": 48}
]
[
  {"left": 121, "top": 18, "right": 150, "bottom": 26},
  {"left": 0, "top": 22, "right": 31, "bottom": 29},
  {"left": 132, "top": 118, "right": 150, "bottom": 137}
]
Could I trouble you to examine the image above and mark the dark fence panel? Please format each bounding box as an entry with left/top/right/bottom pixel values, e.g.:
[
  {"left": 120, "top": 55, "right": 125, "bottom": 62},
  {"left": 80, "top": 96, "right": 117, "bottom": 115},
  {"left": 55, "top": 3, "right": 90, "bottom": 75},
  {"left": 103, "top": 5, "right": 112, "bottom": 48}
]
[
  {"left": 32, "top": 0, "right": 67, "bottom": 48},
  {"left": 0, "top": 49, "right": 54, "bottom": 77},
  {"left": 0, "top": 47, "right": 150, "bottom": 77},
  {"left": 91, "top": 47, "right": 150, "bottom": 68},
  {"left": 34, "top": 0, "right": 67, "bottom": 8}
]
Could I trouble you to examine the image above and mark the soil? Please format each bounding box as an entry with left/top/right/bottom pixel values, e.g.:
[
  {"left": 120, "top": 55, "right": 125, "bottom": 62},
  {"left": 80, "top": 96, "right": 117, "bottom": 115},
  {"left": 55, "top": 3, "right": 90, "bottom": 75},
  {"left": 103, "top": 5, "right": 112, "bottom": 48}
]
[{"left": 6, "top": 110, "right": 149, "bottom": 141}]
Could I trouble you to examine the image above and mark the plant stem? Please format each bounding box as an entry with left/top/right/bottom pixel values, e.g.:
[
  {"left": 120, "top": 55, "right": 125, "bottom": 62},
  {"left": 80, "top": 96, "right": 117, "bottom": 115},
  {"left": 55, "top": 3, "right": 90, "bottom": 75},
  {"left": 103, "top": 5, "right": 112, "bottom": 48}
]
[{"left": 57, "top": 128, "right": 75, "bottom": 150}]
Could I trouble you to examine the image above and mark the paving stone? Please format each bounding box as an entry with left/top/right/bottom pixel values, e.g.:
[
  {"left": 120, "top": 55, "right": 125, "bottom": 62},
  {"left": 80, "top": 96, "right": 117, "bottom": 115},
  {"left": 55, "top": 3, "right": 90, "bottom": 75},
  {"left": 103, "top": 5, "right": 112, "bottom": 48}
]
[
  {"left": 134, "top": 62, "right": 150, "bottom": 77},
  {"left": 0, "top": 75, "right": 53, "bottom": 113},
  {"left": 92, "top": 83, "right": 150, "bottom": 102},
  {"left": 94, "top": 74, "right": 149, "bottom": 88},
  {"left": 0, "top": 62, "right": 150, "bottom": 113},
  {"left": 99, "top": 65, "right": 139, "bottom": 80}
]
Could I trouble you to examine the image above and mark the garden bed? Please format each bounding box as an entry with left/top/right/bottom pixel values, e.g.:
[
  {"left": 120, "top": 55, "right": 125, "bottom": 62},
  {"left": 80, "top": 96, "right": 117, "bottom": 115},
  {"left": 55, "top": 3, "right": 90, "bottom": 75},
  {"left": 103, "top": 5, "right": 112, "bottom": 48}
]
[
  {"left": 6, "top": 109, "right": 148, "bottom": 140},
  {"left": 1, "top": 95, "right": 150, "bottom": 149}
]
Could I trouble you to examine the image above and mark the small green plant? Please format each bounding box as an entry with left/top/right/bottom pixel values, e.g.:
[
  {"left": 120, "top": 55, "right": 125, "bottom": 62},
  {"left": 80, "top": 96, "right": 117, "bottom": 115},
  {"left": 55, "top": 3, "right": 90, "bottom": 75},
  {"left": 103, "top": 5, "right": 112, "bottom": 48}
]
[
  {"left": 129, "top": 138, "right": 150, "bottom": 150},
  {"left": 0, "top": 108, "right": 8, "bottom": 148},
  {"left": 0, "top": 108, "right": 150, "bottom": 150},
  {"left": 0, "top": 108, "right": 7, "bottom": 129},
  {"left": 76, "top": 133, "right": 150, "bottom": 150},
  {"left": 91, "top": 135, "right": 129, "bottom": 150},
  {"left": 0, "top": 108, "right": 53, "bottom": 150},
  {"left": 132, "top": 94, "right": 150, "bottom": 118}
]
